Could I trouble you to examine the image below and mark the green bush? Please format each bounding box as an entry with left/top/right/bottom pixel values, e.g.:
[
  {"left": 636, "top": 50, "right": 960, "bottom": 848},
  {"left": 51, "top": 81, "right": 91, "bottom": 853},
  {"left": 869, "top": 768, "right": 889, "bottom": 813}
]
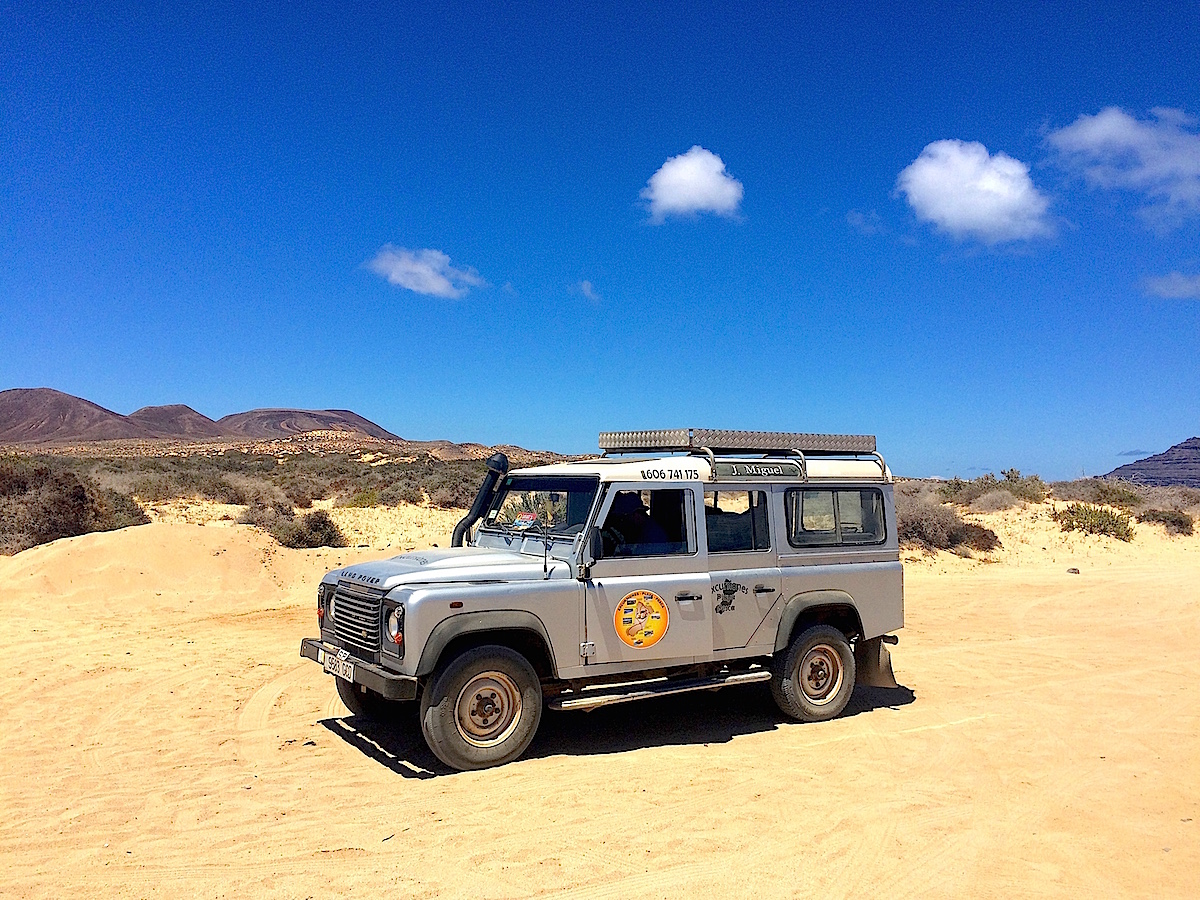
[
  {"left": 342, "top": 488, "right": 379, "bottom": 508},
  {"left": 1052, "top": 503, "right": 1134, "bottom": 541},
  {"left": 1137, "top": 508, "right": 1194, "bottom": 536}
]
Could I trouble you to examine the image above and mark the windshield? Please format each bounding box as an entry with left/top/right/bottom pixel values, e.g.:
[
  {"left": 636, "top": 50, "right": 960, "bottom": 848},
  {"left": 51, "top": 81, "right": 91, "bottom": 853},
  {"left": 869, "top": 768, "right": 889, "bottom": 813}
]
[{"left": 483, "top": 475, "right": 600, "bottom": 536}]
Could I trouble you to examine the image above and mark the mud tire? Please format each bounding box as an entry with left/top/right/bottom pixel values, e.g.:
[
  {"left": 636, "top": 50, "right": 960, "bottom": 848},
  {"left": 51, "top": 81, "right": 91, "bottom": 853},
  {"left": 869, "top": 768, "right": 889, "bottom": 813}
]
[
  {"left": 419, "top": 645, "right": 543, "bottom": 771},
  {"left": 770, "top": 624, "right": 856, "bottom": 722}
]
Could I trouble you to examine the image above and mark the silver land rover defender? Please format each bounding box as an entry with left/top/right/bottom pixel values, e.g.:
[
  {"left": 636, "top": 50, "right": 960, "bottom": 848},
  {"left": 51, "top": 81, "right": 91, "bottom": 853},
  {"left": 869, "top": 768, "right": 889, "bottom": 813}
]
[{"left": 300, "top": 428, "right": 903, "bottom": 770}]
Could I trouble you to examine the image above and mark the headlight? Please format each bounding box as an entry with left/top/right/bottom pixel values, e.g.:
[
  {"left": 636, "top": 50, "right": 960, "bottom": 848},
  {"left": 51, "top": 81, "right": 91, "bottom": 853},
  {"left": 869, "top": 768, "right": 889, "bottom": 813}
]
[
  {"left": 318, "top": 583, "right": 335, "bottom": 625},
  {"left": 385, "top": 606, "right": 404, "bottom": 652}
]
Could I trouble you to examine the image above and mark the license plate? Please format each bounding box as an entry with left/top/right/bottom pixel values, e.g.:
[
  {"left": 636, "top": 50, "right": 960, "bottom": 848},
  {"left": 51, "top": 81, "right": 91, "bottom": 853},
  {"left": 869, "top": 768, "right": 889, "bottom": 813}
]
[{"left": 323, "top": 651, "right": 354, "bottom": 682}]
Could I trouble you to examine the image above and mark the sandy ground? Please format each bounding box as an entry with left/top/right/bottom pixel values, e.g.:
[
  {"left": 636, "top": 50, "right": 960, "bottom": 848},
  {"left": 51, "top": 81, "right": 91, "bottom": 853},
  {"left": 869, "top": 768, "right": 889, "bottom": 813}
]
[{"left": 2, "top": 503, "right": 1198, "bottom": 898}]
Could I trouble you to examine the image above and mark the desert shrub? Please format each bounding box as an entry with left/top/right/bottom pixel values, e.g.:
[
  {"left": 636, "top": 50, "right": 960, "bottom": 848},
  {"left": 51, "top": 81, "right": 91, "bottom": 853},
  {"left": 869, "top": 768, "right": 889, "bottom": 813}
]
[
  {"left": 1137, "top": 508, "right": 1194, "bottom": 536},
  {"left": 970, "top": 489, "right": 1017, "bottom": 513},
  {"left": 1052, "top": 503, "right": 1134, "bottom": 541},
  {"left": 999, "top": 469, "right": 1049, "bottom": 502},
  {"left": 341, "top": 488, "right": 379, "bottom": 508},
  {"left": 280, "top": 475, "right": 322, "bottom": 508},
  {"left": 896, "top": 492, "right": 1000, "bottom": 552},
  {"left": 429, "top": 486, "right": 464, "bottom": 508},
  {"left": 237, "top": 501, "right": 294, "bottom": 528},
  {"left": 380, "top": 481, "right": 424, "bottom": 506},
  {"left": 0, "top": 463, "right": 148, "bottom": 554},
  {"left": 1132, "top": 485, "right": 1200, "bottom": 515},
  {"left": 94, "top": 490, "right": 151, "bottom": 531},
  {"left": 221, "top": 473, "right": 289, "bottom": 508},
  {"left": 271, "top": 510, "right": 347, "bottom": 549},
  {"left": 0, "top": 459, "right": 49, "bottom": 497},
  {"left": 1052, "top": 478, "right": 1143, "bottom": 509},
  {"left": 941, "top": 469, "right": 1048, "bottom": 505}
]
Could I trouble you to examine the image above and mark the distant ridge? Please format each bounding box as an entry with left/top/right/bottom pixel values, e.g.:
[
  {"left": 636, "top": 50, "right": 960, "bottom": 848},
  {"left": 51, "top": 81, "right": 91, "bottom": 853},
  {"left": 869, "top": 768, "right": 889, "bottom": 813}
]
[
  {"left": 0, "top": 388, "right": 399, "bottom": 444},
  {"left": 1106, "top": 437, "right": 1200, "bottom": 488}
]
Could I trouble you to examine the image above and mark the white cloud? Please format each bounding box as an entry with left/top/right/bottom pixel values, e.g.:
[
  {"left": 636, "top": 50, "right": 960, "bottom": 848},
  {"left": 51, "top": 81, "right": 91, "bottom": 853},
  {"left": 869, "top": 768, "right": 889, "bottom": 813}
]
[
  {"left": 1145, "top": 272, "right": 1200, "bottom": 299},
  {"left": 367, "top": 246, "right": 485, "bottom": 298},
  {"left": 641, "top": 146, "right": 744, "bottom": 224},
  {"left": 578, "top": 280, "right": 600, "bottom": 301},
  {"left": 896, "top": 140, "right": 1053, "bottom": 244},
  {"left": 1047, "top": 107, "right": 1200, "bottom": 227}
]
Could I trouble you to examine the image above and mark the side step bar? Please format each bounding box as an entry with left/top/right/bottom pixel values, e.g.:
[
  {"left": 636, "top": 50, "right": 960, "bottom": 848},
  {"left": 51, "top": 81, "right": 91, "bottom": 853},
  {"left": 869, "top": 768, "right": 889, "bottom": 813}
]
[{"left": 548, "top": 670, "right": 772, "bottom": 712}]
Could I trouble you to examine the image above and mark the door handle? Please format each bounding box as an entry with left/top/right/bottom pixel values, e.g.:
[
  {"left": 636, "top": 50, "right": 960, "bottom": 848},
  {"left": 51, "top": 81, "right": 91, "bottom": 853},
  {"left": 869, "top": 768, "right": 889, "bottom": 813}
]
[
  {"left": 676, "top": 592, "right": 703, "bottom": 603},
  {"left": 754, "top": 585, "right": 777, "bottom": 594}
]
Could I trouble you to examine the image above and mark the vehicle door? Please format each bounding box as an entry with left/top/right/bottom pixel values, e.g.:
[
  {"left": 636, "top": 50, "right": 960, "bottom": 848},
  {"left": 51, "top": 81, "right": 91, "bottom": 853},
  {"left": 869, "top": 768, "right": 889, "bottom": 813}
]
[
  {"left": 584, "top": 483, "right": 712, "bottom": 667},
  {"left": 703, "top": 486, "right": 782, "bottom": 650}
]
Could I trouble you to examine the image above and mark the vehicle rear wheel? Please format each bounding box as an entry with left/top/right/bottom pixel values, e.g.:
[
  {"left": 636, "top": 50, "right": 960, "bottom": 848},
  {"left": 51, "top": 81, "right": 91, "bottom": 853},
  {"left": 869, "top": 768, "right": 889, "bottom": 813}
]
[
  {"left": 770, "top": 624, "right": 856, "bottom": 721},
  {"left": 336, "top": 677, "right": 404, "bottom": 722},
  {"left": 419, "top": 645, "right": 543, "bottom": 771}
]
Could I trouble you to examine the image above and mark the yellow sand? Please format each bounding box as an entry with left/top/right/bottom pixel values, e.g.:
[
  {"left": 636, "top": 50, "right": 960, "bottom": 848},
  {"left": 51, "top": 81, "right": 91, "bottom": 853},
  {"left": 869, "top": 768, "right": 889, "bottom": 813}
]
[{"left": 1, "top": 501, "right": 1197, "bottom": 898}]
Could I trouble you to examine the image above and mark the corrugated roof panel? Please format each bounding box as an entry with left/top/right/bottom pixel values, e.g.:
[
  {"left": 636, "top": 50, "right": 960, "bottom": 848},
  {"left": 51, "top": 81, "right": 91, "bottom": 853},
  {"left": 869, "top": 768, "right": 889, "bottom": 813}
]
[{"left": 598, "top": 428, "right": 876, "bottom": 455}]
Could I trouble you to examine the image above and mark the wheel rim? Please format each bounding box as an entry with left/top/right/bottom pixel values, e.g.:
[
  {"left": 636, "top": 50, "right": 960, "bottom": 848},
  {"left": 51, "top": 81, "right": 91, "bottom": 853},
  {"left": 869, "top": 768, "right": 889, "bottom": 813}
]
[
  {"left": 454, "top": 670, "right": 523, "bottom": 748},
  {"left": 797, "top": 643, "right": 843, "bottom": 705}
]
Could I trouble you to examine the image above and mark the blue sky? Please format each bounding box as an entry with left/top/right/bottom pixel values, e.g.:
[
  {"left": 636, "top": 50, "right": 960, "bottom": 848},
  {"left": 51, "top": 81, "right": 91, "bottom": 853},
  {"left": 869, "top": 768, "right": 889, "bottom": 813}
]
[{"left": 2, "top": 1, "right": 1198, "bottom": 478}]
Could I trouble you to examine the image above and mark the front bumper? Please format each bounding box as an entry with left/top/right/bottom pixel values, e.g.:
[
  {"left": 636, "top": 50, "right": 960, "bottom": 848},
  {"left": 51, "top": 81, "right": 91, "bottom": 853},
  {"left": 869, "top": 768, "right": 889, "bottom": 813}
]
[{"left": 300, "top": 638, "right": 419, "bottom": 701}]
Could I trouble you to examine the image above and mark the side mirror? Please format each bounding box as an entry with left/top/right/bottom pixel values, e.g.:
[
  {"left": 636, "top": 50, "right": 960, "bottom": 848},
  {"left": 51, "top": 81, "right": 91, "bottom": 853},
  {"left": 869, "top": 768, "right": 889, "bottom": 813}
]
[{"left": 577, "top": 526, "right": 602, "bottom": 581}]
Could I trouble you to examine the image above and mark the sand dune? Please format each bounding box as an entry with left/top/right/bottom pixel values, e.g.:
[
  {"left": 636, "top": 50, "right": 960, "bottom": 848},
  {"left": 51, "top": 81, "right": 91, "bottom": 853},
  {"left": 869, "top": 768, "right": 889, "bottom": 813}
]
[{"left": 2, "top": 504, "right": 1198, "bottom": 897}]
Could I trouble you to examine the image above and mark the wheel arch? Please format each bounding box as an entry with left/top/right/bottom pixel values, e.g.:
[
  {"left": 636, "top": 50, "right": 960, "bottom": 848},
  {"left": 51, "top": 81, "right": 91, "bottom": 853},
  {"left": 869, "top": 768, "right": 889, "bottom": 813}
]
[
  {"left": 773, "top": 591, "right": 864, "bottom": 653},
  {"left": 416, "top": 611, "right": 557, "bottom": 680}
]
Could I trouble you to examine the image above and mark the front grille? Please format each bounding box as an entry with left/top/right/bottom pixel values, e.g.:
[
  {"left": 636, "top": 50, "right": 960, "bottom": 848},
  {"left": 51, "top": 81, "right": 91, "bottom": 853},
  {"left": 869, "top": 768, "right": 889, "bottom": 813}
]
[{"left": 332, "top": 580, "right": 385, "bottom": 661}]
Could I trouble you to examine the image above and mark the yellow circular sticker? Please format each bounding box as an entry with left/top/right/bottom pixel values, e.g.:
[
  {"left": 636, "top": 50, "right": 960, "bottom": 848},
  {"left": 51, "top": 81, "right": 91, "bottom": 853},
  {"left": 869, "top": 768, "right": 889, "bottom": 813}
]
[{"left": 615, "top": 590, "right": 669, "bottom": 649}]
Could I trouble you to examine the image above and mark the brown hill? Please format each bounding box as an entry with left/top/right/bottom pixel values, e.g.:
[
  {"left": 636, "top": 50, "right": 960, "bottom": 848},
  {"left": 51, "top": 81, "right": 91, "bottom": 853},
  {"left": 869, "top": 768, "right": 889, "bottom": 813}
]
[
  {"left": 0, "top": 388, "right": 156, "bottom": 442},
  {"left": 1107, "top": 437, "right": 1200, "bottom": 488},
  {"left": 215, "top": 408, "right": 399, "bottom": 440},
  {"left": 0, "top": 389, "right": 400, "bottom": 444},
  {"left": 127, "top": 404, "right": 224, "bottom": 438}
]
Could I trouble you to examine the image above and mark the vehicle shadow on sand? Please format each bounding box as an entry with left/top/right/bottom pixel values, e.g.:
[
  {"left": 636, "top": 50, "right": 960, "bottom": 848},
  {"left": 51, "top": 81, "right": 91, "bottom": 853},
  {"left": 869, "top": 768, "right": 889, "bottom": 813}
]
[{"left": 320, "top": 682, "right": 915, "bottom": 778}]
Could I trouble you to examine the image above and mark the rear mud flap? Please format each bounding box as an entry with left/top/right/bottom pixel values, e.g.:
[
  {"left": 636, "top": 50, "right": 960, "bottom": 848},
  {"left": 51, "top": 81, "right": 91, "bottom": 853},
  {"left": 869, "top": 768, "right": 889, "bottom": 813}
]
[{"left": 855, "top": 636, "right": 899, "bottom": 689}]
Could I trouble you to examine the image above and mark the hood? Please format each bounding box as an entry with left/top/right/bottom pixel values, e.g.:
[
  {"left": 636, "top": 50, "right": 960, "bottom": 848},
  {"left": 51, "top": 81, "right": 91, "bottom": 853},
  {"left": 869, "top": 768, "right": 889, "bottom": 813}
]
[{"left": 326, "top": 547, "right": 570, "bottom": 591}]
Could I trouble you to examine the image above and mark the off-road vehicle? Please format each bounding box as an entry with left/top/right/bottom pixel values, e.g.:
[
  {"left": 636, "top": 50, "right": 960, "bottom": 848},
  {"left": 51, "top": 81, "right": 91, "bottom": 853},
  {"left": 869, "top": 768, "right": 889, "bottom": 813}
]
[{"left": 301, "top": 428, "right": 903, "bottom": 770}]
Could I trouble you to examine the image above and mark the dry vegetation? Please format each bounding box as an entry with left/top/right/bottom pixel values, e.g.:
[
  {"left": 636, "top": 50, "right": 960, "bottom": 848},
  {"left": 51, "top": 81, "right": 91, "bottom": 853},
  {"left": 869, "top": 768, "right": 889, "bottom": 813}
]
[
  {"left": 900, "top": 469, "right": 1199, "bottom": 552},
  {"left": 0, "top": 446, "right": 539, "bottom": 554},
  {"left": 5, "top": 444, "right": 1200, "bottom": 557}
]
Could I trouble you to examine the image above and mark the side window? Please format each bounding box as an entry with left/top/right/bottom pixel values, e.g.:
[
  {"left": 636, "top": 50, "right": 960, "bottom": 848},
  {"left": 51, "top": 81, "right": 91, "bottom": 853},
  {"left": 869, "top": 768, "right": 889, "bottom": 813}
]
[
  {"left": 786, "top": 490, "right": 838, "bottom": 546},
  {"left": 704, "top": 490, "right": 771, "bottom": 553},
  {"left": 837, "top": 489, "right": 885, "bottom": 544},
  {"left": 786, "top": 488, "right": 885, "bottom": 547},
  {"left": 601, "top": 488, "right": 691, "bottom": 557}
]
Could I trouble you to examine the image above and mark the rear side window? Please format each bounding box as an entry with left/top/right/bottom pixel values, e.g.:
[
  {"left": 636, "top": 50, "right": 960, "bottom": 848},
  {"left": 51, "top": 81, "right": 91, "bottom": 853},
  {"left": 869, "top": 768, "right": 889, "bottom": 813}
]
[
  {"left": 704, "top": 490, "right": 770, "bottom": 553},
  {"left": 785, "top": 488, "right": 885, "bottom": 547}
]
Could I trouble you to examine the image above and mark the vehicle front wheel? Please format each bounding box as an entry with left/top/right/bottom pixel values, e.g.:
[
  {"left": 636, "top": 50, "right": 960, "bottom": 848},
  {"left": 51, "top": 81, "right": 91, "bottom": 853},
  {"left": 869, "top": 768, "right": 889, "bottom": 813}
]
[
  {"left": 336, "top": 677, "right": 405, "bottom": 722},
  {"left": 419, "top": 645, "right": 543, "bottom": 771},
  {"left": 770, "top": 625, "right": 856, "bottom": 722}
]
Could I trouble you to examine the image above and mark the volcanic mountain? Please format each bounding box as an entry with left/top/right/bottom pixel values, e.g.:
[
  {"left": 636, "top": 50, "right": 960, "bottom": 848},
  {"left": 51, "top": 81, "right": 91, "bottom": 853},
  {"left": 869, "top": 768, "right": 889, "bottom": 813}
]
[
  {"left": 127, "top": 404, "right": 225, "bottom": 438},
  {"left": 1107, "top": 437, "right": 1200, "bottom": 488},
  {"left": 216, "top": 409, "right": 399, "bottom": 440},
  {"left": 0, "top": 388, "right": 399, "bottom": 444},
  {"left": 0, "top": 388, "right": 156, "bottom": 442}
]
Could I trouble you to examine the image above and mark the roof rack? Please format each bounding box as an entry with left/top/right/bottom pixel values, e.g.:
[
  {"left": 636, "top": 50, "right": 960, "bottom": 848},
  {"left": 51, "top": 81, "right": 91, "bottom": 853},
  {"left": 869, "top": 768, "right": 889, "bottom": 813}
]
[
  {"left": 598, "top": 428, "right": 876, "bottom": 456},
  {"left": 599, "top": 429, "right": 887, "bottom": 481}
]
